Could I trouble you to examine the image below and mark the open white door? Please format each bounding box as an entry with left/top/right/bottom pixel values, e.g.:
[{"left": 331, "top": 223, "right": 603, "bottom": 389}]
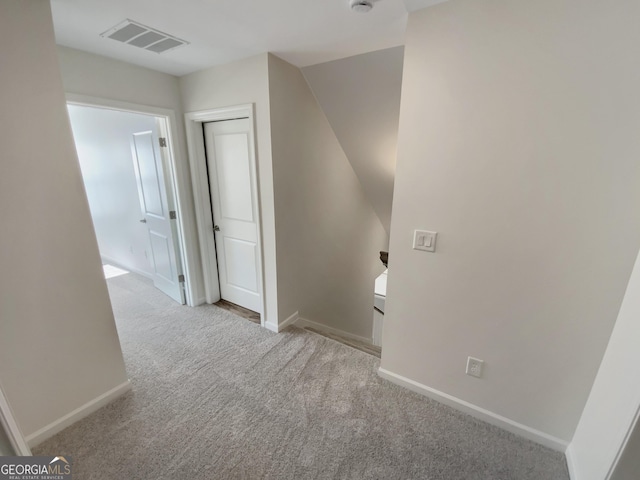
[
  {"left": 131, "top": 124, "right": 185, "bottom": 304},
  {"left": 204, "top": 119, "right": 262, "bottom": 313}
]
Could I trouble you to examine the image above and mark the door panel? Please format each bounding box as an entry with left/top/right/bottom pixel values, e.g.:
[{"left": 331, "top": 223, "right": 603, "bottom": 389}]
[
  {"left": 223, "top": 237, "right": 259, "bottom": 292},
  {"left": 132, "top": 132, "right": 164, "bottom": 216},
  {"left": 131, "top": 128, "right": 185, "bottom": 304},
  {"left": 148, "top": 231, "right": 174, "bottom": 282},
  {"left": 204, "top": 119, "right": 261, "bottom": 313},
  {"left": 214, "top": 133, "right": 255, "bottom": 222}
]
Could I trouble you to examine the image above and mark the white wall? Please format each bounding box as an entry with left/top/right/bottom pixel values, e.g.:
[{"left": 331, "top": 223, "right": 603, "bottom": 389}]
[
  {"left": 57, "top": 46, "right": 184, "bottom": 112},
  {"left": 568, "top": 248, "right": 640, "bottom": 479},
  {"left": 68, "top": 105, "right": 157, "bottom": 276},
  {"left": 268, "top": 54, "right": 388, "bottom": 339},
  {"left": 179, "top": 53, "right": 387, "bottom": 337},
  {"left": 0, "top": 0, "right": 128, "bottom": 439},
  {"left": 56, "top": 46, "right": 204, "bottom": 302},
  {"left": 302, "top": 47, "right": 404, "bottom": 235},
  {"left": 382, "top": 0, "right": 640, "bottom": 445},
  {"left": 179, "top": 54, "right": 280, "bottom": 324}
]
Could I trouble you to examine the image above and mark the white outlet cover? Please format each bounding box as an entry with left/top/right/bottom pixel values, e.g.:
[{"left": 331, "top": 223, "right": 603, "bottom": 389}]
[
  {"left": 413, "top": 230, "right": 437, "bottom": 252},
  {"left": 466, "top": 356, "right": 484, "bottom": 378}
]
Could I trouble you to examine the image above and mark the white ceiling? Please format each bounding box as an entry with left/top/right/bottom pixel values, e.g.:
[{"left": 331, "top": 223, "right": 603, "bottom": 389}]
[
  {"left": 403, "top": 0, "right": 450, "bottom": 13},
  {"left": 50, "top": 0, "right": 404, "bottom": 76},
  {"left": 50, "top": 0, "right": 448, "bottom": 76}
]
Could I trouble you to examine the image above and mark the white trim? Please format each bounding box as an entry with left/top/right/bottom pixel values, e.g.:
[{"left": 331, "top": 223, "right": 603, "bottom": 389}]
[
  {"left": 185, "top": 112, "right": 221, "bottom": 305},
  {"left": 0, "top": 381, "right": 31, "bottom": 455},
  {"left": 265, "top": 311, "right": 299, "bottom": 333},
  {"left": 377, "top": 367, "right": 569, "bottom": 453},
  {"left": 604, "top": 400, "right": 640, "bottom": 480},
  {"left": 65, "top": 93, "right": 200, "bottom": 307},
  {"left": 264, "top": 321, "right": 279, "bottom": 333},
  {"left": 186, "top": 104, "right": 253, "bottom": 123},
  {"left": 295, "top": 317, "right": 372, "bottom": 345},
  {"left": 280, "top": 311, "right": 299, "bottom": 331},
  {"left": 565, "top": 444, "right": 579, "bottom": 480},
  {"left": 25, "top": 380, "right": 131, "bottom": 448},
  {"left": 184, "top": 104, "right": 268, "bottom": 325}
]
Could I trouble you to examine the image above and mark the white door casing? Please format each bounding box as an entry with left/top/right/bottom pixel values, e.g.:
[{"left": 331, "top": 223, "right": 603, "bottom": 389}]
[
  {"left": 131, "top": 124, "right": 185, "bottom": 304},
  {"left": 203, "top": 119, "right": 262, "bottom": 313},
  {"left": 66, "top": 94, "right": 198, "bottom": 307},
  {"left": 0, "top": 381, "right": 30, "bottom": 455}
]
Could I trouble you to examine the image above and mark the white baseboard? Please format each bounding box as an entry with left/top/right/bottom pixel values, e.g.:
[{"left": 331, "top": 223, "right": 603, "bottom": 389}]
[
  {"left": 25, "top": 380, "right": 131, "bottom": 447},
  {"left": 279, "top": 311, "right": 299, "bottom": 331},
  {"left": 377, "top": 368, "right": 568, "bottom": 453},
  {"left": 565, "top": 444, "right": 578, "bottom": 480},
  {"left": 264, "top": 321, "right": 279, "bottom": 333},
  {"left": 100, "top": 255, "right": 153, "bottom": 280},
  {"left": 295, "top": 317, "right": 372, "bottom": 345},
  {"left": 265, "top": 311, "right": 299, "bottom": 333}
]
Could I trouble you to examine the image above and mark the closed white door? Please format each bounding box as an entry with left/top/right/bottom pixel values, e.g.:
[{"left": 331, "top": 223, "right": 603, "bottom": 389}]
[
  {"left": 131, "top": 126, "right": 185, "bottom": 304},
  {"left": 204, "top": 119, "right": 261, "bottom": 313}
]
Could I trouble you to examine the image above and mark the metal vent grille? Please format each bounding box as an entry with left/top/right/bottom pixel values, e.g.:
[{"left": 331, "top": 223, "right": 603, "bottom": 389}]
[{"left": 101, "top": 19, "right": 188, "bottom": 54}]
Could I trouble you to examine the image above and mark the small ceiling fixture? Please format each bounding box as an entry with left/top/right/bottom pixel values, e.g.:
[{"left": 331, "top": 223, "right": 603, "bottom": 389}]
[
  {"left": 350, "top": 0, "right": 374, "bottom": 13},
  {"left": 100, "top": 19, "right": 189, "bottom": 54}
]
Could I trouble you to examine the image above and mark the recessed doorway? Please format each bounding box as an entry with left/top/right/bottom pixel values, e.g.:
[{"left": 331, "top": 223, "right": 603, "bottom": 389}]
[
  {"left": 203, "top": 118, "right": 261, "bottom": 314},
  {"left": 185, "top": 105, "right": 266, "bottom": 326},
  {"left": 66, "top": 96, "right": 196, "bottom": 305}
]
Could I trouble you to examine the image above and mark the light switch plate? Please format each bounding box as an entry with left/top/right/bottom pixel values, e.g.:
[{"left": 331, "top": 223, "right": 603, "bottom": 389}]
[{"left": 413, "top": 230, "right": 437, "bottom": 252}]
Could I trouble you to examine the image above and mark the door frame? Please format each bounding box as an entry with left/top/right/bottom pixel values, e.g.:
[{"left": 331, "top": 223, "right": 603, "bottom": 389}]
[
  {"left": 66, "top": 94, "right": 200, "bottom": 306},
  {"left": 0, "top": 381, "right": 31, "bottom": 455},
  {"left": 184, "top": 104, "right": 267, "bottom": 326},
  {"left": 606, "top": 399, "right": 640, "bottom": 479}
]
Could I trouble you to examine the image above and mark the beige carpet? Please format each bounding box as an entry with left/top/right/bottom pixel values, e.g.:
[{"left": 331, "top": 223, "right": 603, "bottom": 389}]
[{"left": 35, "top": 273, "right": 569, "bottom": 479}]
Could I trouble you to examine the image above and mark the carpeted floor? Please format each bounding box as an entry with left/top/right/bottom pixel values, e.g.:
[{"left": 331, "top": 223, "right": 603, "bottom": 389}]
[{"left": 35, "top": 273, "right": 569, "bottom": 479}]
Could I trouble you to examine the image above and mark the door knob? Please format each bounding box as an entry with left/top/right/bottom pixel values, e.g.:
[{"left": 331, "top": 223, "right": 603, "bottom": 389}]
[
  {"left": 139, "top": 219, "right": 147, "bottom": 223},
  {"left": 214, "top": 225, "right": 220, "bottom": 232}
]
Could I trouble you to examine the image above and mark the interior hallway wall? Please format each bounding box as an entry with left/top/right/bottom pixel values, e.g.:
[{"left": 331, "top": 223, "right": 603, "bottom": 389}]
[
  {"left": 268, "top": 54, "right": 387, "bottom": 339},
  {"left": 302, "top": 46, "right": 405, "bottom": 235},
  {"left": 179, "top": 53, "right": 387, "bottom": 337},
  {"left": 68, "top": 105, "right": 157, "bottom": 277},
  {"left": 382, "top": 0, "right": 640, "bottom": 444},
  {"left": 179, "top": 54, "right": 280, "bottom": 325},
  {"left": 0, "top": 0, "right": 128, "bottom": 440}
]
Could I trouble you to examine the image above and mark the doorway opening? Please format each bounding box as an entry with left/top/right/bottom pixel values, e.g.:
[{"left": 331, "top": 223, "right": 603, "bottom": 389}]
[
  {"left": 203, "top": 118, "right": 261, "bottom": 320},
  {"left": 66, "top": 96, "right": 196, "bottom": 306},
  {"left": 184, "top": 105, "right": 266, "bottom": 328}
]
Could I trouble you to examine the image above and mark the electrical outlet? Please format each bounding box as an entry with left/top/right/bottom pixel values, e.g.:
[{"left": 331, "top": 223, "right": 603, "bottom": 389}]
[{"left": 466, "top": 356, "right": 484, "bottom": 378}]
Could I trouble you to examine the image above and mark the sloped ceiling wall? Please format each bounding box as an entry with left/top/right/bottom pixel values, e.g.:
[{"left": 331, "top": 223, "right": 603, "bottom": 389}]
[{"left": 302, "top": 46, "right": 404, "bottom": 234}]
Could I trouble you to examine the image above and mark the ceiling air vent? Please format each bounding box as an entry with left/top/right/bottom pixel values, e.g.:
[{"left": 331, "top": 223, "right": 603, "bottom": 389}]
[{"left": 100, "top": 19, "right": 189, "bottom": 54}]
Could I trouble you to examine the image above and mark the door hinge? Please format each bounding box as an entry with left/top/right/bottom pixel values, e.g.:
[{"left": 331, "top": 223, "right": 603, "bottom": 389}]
[
  {"left": 178, "top": 274, "right": 185, "bottom": 283},
  {"left": 159, "top": 137, "right": 167, "bottom": 147},
  {"left": 169, "top": 210, "right": 177, "bottom": 220}
]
